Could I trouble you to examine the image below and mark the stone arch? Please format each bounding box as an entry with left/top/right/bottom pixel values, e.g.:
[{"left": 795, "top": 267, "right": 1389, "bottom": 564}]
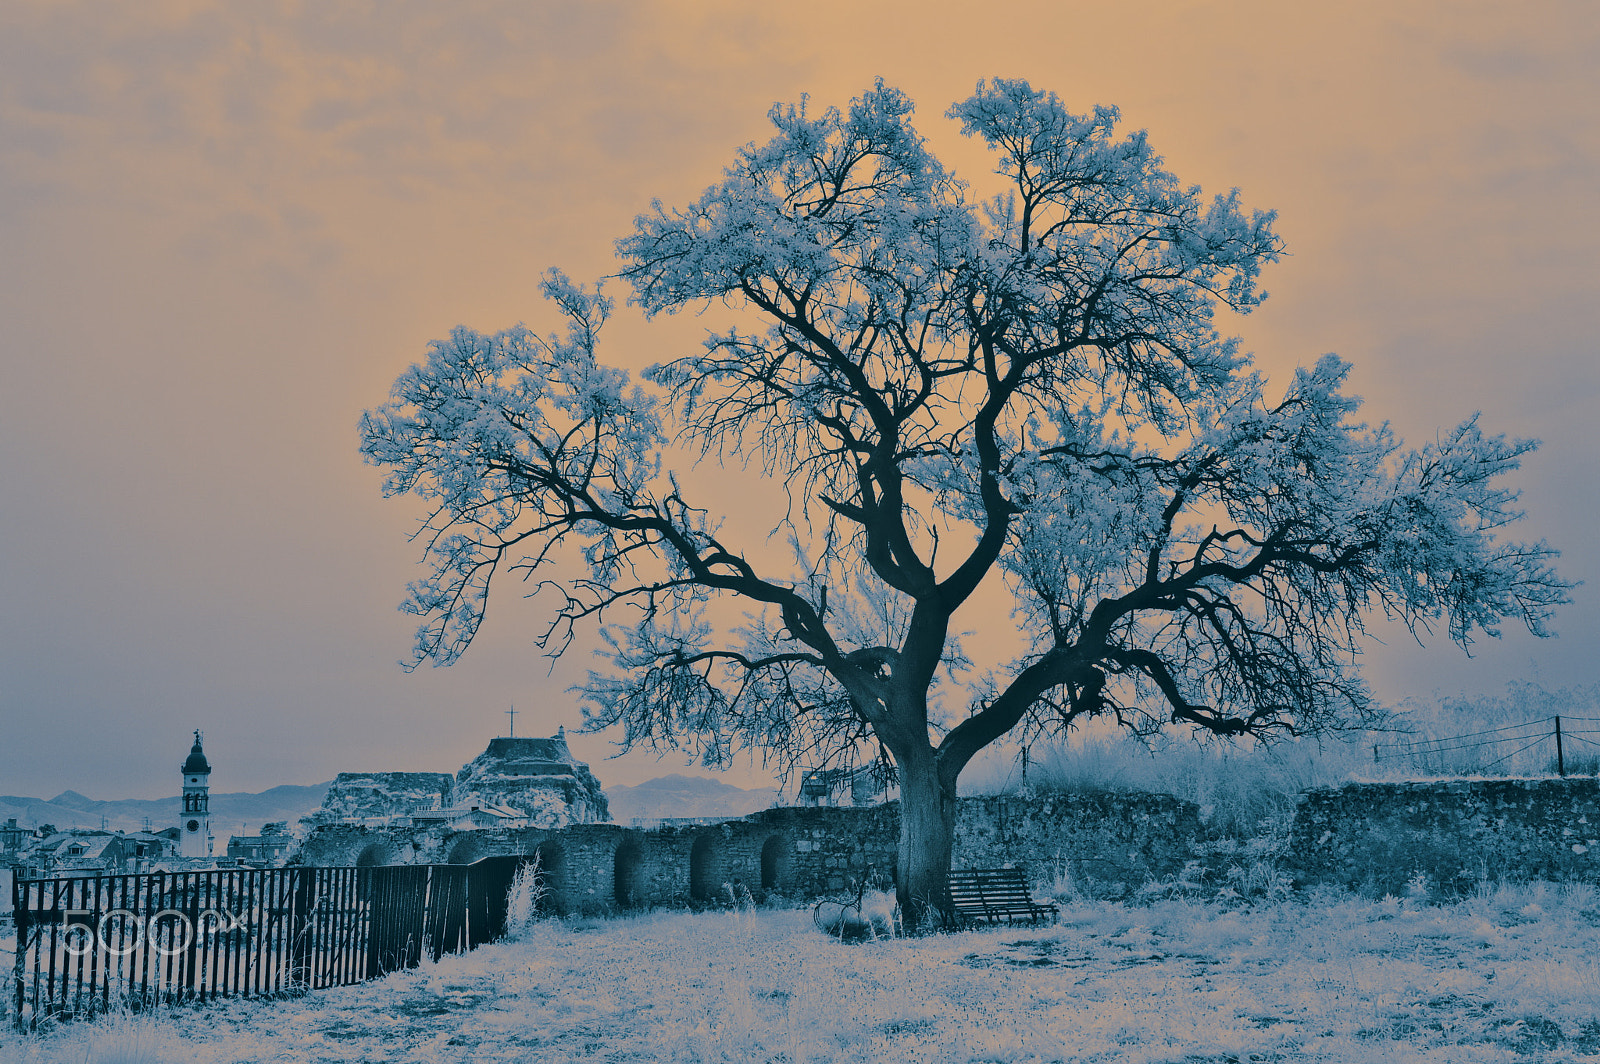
[
  {"left": 689, "top": 833, "right": 724, "bottom": 902},
  {"left": 760, "top": 834, "right": 789, "bottom": 892},
  {"left": 353, "top": 840, "right": 398, "bottom": 868},
  {"left": 446, "top": 833, "right": 486, "bottom": 865},
  {"left": 529, "top": 839, "right": 567, "bottom": 914},
  {"left": 613, "top": 838, "right": 645, "bottom": 909}
]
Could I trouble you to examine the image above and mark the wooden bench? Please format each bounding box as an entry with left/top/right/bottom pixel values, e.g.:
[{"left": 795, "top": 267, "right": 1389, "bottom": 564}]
[{"left": 947, "top": 867, "right": 1059, "bottom": 926}]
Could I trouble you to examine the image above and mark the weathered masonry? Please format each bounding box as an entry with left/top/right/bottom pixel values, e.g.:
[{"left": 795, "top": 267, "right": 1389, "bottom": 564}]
[
  {"left": 1286, "top": 777, "right": 1600, "bottom": 895},
  {"left": 298, "top": 778, "right": 1600, "bottom": 911},
  {"left": 300, "top": 792, "right": 1199, "bottom": 914}
]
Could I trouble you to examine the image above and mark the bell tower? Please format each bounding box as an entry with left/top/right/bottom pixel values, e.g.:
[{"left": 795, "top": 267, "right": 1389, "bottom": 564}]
[{"left": 179, "top": 730, "right": 212, "bottom": 859}]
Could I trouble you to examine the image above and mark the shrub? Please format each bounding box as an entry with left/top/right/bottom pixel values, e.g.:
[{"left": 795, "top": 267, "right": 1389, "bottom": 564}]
[{"left": 504, "top": 855, "right": 547, "bottom": 939}]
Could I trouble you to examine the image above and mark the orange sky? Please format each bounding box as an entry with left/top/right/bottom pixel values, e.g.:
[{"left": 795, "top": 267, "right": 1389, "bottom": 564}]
[{"left": 1, "top": 0, "right": 1595, "bottom": 800}]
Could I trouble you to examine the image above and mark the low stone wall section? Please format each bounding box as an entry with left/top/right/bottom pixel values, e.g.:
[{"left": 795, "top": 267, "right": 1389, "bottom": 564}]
[
  {"left": 955, "top": 792, "right": 1202, "bottom": 898},
  {"left": 300, "top": 779, "right": 1600, "bottom": 911},
  {"left": 1286, "top": 778, "right": 1600, "bottom": 895},
  {"left": 298, "top": 793, "right": 1194, "bottom": 913}
]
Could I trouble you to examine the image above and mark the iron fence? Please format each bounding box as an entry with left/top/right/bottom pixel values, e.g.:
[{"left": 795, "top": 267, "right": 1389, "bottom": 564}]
[{"left": 8, "top": 856, "right": 522, "bottom": 1030}]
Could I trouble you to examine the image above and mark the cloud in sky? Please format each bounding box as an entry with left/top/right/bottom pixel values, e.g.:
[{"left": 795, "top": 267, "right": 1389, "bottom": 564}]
[{"left": 1, "top": 0, "right": 1594, "bottom": 800}]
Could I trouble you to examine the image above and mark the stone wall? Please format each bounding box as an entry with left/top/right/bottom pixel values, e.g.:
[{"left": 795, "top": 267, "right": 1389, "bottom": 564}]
[
  {"left": 298, "top": 792, "right": 1196, "bottom": 914},
  {"left": 956, "top": 792, "right": 1202, "bottom": 898},
  {"left": 1286, "top": 778, "right": 1600, "bottom": 895},
  {"left": 298, "top": 779, "right": 1600, "bottom": 913}
]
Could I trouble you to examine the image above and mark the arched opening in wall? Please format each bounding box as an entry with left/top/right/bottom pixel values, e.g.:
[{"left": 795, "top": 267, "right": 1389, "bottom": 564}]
[
  {"left": 689, "top": 834, "right": 722, "bottom": 902},
  {"left": 614, "top": 839, "right": 644, "bottom": 909},
  {"left": 354, "top": 841, "right": 395, "bottom": 868},
  {"left": 446, "top": 834, "right": 485, "bottom": 865},
  {"left": 760, "top": 834, "right": 788, "bottom": 892},
  {"left": 529, "top": 840, "right": 567, "bottom": 914}
]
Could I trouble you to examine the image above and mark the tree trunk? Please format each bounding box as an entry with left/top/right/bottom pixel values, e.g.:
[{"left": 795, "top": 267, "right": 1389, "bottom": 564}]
[{"left": 895, "top": 752, "right": 958, "bottom": 934}]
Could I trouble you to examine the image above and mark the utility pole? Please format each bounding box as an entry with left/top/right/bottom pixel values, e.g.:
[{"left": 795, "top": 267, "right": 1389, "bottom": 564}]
[{"left": 1555, "top": 715, "right": 1565, "bottom": 777}]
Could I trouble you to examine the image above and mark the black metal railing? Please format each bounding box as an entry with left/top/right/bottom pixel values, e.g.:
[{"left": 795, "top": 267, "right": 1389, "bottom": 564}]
[{"left": 8, "top": 856, "right": 522, "bottom": 1030}]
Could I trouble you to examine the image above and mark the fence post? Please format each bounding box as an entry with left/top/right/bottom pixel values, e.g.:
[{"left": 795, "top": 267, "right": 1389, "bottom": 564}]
[
  {"left": 1555, "top": 715, "right": 1566, "bottom": 777},
  {"left": 11, "top": 876, "right": 26, "bottom": 1031},
  {"left": 289, "top": 868, "right": 315, "bottom": 992}
]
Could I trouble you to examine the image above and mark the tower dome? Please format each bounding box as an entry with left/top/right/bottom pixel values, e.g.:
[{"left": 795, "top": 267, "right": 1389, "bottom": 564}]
[{"left": 181, "top": 730, "right": 211, "bottom": 775}]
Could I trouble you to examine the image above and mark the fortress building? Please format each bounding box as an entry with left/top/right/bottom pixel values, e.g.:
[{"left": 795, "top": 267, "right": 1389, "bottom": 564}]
[
  {"left": 455, "top": 729, "right": 608, "bottom": 825},
  {"left": 303, "top": 729, "right": 609, "bottom": 830}
]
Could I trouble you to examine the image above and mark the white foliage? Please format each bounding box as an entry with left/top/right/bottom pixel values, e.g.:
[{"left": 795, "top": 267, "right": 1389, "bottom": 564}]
[
  {"left": 362, "top": 79, "right": 1569, "bottom": 825},
  {"left": 813, "top": 889, "right": 900, "bottom": 940},
  {"left": 504, "top": 855, "right": 547, "bottom": 940},
  {"left": 14, "top": 896, "right": 1600, "bottom": 1062}
]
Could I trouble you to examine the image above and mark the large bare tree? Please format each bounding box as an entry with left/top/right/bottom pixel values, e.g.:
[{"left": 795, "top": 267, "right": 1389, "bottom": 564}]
[{"left": 362, "top": 80, "right": 1569, "bottom": 927}]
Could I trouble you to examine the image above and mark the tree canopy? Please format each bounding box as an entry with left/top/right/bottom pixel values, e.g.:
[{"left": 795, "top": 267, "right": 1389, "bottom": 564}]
[{"left": 362, "top": 79, "right": 1569, "bottom": 922}]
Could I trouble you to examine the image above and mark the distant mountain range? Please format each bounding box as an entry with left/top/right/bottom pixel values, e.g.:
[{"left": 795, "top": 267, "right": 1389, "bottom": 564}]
[
  {"left": 0, "top": 774, "right": 780, "bottom": 835},
  {"left": 605, "top": 774, "right": 780, "bottom": 822},
  {"left": 0, "top": 784, "right": 332, "bottom": 837}
]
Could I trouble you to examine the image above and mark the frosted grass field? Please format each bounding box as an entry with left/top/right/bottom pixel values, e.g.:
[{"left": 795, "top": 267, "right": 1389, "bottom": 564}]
[{"left": 8, "top": 884, "right": 1600, "bottom": 1063}]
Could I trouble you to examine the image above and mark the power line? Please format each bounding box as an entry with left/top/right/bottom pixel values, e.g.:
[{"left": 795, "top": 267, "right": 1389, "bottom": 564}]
[
  {"left": 1479, "top": 734, "right": 1555, "bottom": 772},
  {"left": 1371, "top": 714, "right": 1595, "bottom": 777},
  {"left": 1377, "top": 718, "right": 1551, "bottom": 751},
  {"left": 1380, "top": 734, "right": 1542, "bottom": 757}
]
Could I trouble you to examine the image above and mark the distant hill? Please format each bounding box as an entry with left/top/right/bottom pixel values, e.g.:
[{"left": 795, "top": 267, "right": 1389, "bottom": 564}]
[
  {"left": 0, "top": 783, "right": 331, "bottom": 836},
  {"left": 0, "top": 774, "right": 777, "bottom": 835},
  {"left": 605, "top": 774, "right": 780, "bottom": 823}
]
